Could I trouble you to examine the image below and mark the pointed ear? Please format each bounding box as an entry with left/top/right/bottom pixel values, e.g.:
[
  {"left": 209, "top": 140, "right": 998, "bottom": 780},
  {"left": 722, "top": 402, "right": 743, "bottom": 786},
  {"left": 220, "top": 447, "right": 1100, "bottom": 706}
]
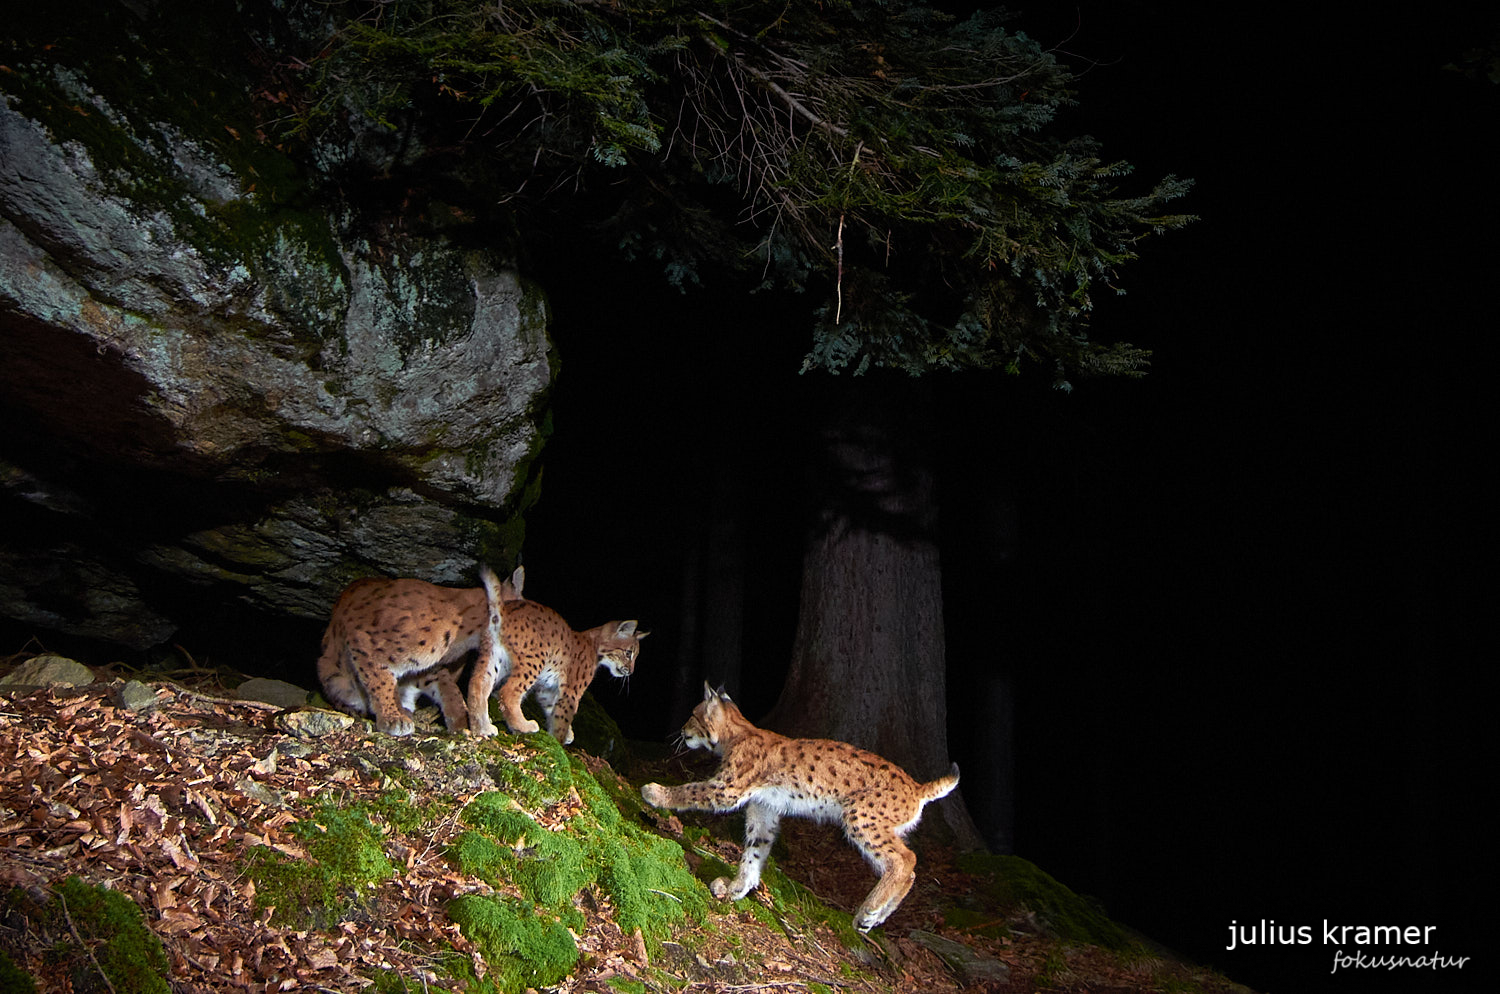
[
  {"left": 702, "top": 681, "right": 717, "bottom": 702},
  {"left": 616, "top": 620, "right": 642, "bottom": 638}
]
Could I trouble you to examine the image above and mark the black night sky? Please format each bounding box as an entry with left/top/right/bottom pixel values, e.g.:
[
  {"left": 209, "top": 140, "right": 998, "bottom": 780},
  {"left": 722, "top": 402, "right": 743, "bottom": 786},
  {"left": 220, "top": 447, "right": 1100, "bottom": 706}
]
[{"left": 518, "top": 3, "right": 1493, "bottom": 993}]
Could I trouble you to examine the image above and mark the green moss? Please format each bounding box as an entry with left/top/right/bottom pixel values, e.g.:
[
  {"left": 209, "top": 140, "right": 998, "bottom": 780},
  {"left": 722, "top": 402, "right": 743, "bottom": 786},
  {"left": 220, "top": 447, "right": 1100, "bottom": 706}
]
[
  {"left": 954, "top": 853, "right": 1136, "bottom": 951},
  {"left": 0, "top": 878, "right": 170, "bottom": 994},
  {"left": 0, "top": 948, "right": 37, "bottom": 994},
  {"left": 484, "top": 726, "right": 575, "bottom": 808},
  {"left": 607, "top": 978, "right": 649, "bottom": 994},
  {"left": 445, "top": 741, "right": 710, "bottom": 981},
  {"left": 243, "top": 800, "right": 395, "bottom": 929},
  {"left": 447, "top": 894, "right": 578, "bottom": 993},
  {"left": 455, "top": 796, "right": 592, "bottom": 908},
  {"left": 758, "top": 865, "right": 863, "bottom": 947},
  {"left": 368, "top": 785, "right": 445, "bottom": 835},
  {"left": 453, "top": 782, "right": 706, "bottom": 948}
]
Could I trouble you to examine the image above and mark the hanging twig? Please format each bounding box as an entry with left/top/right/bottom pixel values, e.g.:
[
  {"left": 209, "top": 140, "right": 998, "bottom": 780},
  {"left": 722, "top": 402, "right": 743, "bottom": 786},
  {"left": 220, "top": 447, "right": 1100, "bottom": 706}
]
[{"left": 833, "top": 212, "right": 845, "bottom": 325}]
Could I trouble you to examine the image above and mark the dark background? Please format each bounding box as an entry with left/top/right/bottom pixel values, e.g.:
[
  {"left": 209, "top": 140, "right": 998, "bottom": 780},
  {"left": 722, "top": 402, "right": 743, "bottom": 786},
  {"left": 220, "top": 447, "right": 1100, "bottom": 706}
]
[{"left": 519, "top": 3, "right": 1493, "bottom": 993}]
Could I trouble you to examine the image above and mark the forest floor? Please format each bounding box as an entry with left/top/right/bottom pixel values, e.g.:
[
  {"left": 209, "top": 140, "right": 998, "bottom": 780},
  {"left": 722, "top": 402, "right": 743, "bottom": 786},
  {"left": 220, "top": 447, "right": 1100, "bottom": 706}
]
[{"left": 0, "top": 658, "right": 1259, "bottom": 994}]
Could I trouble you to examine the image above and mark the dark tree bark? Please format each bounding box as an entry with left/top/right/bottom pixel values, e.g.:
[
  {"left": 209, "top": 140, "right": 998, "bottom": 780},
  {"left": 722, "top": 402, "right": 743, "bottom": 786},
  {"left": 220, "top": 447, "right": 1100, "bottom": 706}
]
[{"left": 763, "top": 376, "right": 982, "bottom": 849}]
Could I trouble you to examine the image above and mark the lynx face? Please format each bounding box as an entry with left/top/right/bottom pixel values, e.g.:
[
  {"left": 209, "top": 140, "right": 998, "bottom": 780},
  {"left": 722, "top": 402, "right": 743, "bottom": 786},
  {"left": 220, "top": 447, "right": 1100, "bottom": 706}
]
[
  {"left": 641, "top": 684, "right": 959, "bottom": 932},
  {"left": 466, "top": 602, "right": 646, "bottom": 745}
]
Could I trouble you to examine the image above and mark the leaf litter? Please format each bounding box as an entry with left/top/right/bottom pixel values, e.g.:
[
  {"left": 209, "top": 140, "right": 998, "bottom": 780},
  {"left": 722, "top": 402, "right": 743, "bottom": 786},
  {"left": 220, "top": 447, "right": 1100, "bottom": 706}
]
[{"left": 0, "top": 672, "right": 1257, "bottom": 994}]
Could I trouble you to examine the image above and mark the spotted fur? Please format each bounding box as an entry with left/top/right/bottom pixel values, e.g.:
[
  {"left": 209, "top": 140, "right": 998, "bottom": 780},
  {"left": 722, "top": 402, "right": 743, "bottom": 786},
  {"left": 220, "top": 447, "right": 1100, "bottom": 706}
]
[
  {"left": 641, "top": 683, "right": 958, "bottom": 932},
  {"left": 467, "top": 601, "right": 646, "bottom": 744},
  {"left": 315, "top": 566, "right": 520, "bottom": 736}
]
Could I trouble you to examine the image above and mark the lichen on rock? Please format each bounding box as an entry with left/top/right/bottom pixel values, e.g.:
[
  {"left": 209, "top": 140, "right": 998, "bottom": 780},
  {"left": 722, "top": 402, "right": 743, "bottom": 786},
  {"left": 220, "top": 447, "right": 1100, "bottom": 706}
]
[{"left": 0, "top": 4, "right": 555, "bottom": 649}]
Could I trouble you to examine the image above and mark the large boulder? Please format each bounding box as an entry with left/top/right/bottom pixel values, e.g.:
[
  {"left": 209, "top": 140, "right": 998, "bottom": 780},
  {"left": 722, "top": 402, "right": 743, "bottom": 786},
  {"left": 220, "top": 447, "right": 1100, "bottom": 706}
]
[{"left": 0, "top": 6, "right": 554, "bottom": 650}]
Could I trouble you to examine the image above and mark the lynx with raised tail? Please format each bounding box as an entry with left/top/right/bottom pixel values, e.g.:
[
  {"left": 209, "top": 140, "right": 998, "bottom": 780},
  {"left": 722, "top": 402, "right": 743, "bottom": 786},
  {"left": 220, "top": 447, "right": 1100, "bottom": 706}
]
[
  {"left": 641, "top": 684, "right": 958, "bottom": 931},
  {"left": 315, "top": 566, "right": 521, "bottom": 736}
]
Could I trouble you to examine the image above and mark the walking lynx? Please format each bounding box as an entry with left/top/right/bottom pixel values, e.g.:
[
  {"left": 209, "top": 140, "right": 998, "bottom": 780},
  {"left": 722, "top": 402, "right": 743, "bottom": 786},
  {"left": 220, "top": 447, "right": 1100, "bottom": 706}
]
[
  {"left": 467, "top": 601, "right": 646, "bottom": 744},
  {"left": 316, "top": 566, "right": 519, "bottom": 736},
  {"left": 641, "top": 684, "right": 959, "bottom": 931}
]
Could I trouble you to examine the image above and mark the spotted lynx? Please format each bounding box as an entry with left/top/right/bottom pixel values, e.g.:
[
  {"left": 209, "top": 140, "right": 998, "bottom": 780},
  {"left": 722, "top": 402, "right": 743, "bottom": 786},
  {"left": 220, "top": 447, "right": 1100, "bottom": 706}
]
[
  {"left": 641, "top": 684, "right": 959, "bottom": 931},
  {"left": 316, "top": 566, "right": 521, "bottom": 736},
  {"left": 467, "top": 601, "right": 646, "bottom": 744}
]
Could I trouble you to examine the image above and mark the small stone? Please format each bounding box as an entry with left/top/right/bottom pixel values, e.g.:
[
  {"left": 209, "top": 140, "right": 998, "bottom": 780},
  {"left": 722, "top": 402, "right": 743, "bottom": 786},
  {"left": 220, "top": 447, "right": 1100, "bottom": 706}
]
[
  {"left": 234, "top": 778, "right": 285, "bottom": 808},
  {"left": 275, "top": 709, "right": 356, "bottom": 739},
  {"left": 236, "top": 677, "right": 310, "bottom": 708},
  {"left": 0, "top": 654, "right": 95, "bottom": 688},
  {"left": 118, "top": 679, "right": 163, "bottom": 711}
]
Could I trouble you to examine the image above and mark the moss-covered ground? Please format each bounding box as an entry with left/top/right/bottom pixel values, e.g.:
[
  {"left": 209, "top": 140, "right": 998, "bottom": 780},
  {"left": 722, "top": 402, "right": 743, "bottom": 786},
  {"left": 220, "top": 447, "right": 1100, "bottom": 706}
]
[
  {"left": 0, "top": 877, "right": 170, "bottom": 994},
  {"left": 1, "top": 677, "right": 1258, "bottom": 994}
]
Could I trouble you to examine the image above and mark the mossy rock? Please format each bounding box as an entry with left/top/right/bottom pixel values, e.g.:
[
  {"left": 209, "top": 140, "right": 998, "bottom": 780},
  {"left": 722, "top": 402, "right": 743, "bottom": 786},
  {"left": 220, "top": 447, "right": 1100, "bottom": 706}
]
[
  {"left": 243, "top": 799, "right": 397, "bottom": 929},
  {"left": 446, "top": 895, "right": 579, "bottom": 992},
  {"left": 954, "top": 853, "right": 1135, "bottom": 950},
  {"left": 0, "top": 948, "right": 37, "bottom": 994},
  {"left": 443, "top": 731, "right": 714, "bottom": 989},
  {"left": 1, "top": 877, "right": 169, "bottom": 994}
]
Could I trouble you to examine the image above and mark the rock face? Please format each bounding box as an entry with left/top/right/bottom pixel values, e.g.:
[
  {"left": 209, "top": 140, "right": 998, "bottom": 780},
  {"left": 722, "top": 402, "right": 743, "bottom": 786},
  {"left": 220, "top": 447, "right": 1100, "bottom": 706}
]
[{"left": 0, "top": 7, "right": 554, "bottom": 651}]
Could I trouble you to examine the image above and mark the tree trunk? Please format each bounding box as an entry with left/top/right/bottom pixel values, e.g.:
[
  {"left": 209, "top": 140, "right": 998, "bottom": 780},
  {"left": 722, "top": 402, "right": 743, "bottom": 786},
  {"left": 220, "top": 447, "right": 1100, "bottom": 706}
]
[{"left": 763, "top": 376, "right": 981, "bottom": 849}]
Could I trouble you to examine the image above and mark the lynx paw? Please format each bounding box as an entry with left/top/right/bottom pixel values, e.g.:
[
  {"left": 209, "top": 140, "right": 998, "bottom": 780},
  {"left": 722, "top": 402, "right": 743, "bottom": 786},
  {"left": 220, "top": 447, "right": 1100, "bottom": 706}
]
[
  {"left": 709, "top": 877, "right": 733, "bottom": 901},
  {"left": 376, "top": 712, "right": 416, "bottom": 737},
  {"left": 471, "top": 714, "right": 499, "bottom": 738},
  {"left": 853, "top": 904, "right": 891, "bottom": 933},
  {"left": 507, "top": 717, "right": 541, "bottom": 735},
  {"left": 641, "top": 783, "right": 670, "bottom": 808}
]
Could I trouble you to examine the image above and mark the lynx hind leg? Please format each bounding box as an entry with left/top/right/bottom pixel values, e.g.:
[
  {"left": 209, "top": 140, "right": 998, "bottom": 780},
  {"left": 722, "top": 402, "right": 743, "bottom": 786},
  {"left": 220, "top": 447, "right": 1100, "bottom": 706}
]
[
  {"left": 409, "top": 668, "right": 470, "bottom": 733},
  {"left": 714, "top": 802, "right": 781, "bottom": 902},
  {"left": 844, "top": 804, "right": 920, "bottom": 931},
  {"left": 532, "top": 680, "right": 575, "bottom": 744},
  {"left": 467, "top": 568, "right": 511, "bottom": 737},
  {"left": 346, "top": 636, "right": 416, "bottom": 737},
  {"left": 317, "top": 638, "right": 370, "bottom": 717},
  {"left": 497, "top": 671, "right": 541, "bottom": 736},
  {"left": 465, "top": 650, "right": 503, "bottom": 737}
]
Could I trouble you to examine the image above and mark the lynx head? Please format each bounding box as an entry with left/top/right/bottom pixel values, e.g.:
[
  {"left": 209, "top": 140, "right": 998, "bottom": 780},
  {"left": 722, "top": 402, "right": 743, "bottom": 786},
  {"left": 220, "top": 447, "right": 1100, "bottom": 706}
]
[
  {"left": 680, "top": 682, "right": 748, "bottom": 754},
  {"left": 597, "top": 620, "right": 648, "bottom": 678}
]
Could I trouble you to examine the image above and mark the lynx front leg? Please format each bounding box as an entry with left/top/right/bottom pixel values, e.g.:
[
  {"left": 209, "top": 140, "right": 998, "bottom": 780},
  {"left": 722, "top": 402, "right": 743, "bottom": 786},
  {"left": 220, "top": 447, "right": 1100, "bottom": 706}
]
[
  {"left": 640, "top": 779, "right": 741, "bottom": 812},
  {"left": 712, "top": 801, "right": 781, "bottom": 902}
]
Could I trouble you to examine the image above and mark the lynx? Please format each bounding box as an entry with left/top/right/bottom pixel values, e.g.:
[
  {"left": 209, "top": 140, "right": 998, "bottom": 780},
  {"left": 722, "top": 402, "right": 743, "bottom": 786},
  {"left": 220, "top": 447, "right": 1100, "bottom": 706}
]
[
  {"left": 641, "top": 684, "right": 959, "bottom": 932},
  {"left": 467, "top": 601, "right": 646, "bottom": 744},
  {"left": 316, "top": 566, "right": 521, "bottom": 736}
]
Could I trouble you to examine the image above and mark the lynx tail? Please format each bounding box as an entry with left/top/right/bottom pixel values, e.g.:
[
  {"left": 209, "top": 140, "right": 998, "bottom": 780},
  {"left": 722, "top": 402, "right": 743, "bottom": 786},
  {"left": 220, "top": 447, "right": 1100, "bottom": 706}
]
[{"left": 920, "top": 762, "right": 961, "bottom": 805}]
